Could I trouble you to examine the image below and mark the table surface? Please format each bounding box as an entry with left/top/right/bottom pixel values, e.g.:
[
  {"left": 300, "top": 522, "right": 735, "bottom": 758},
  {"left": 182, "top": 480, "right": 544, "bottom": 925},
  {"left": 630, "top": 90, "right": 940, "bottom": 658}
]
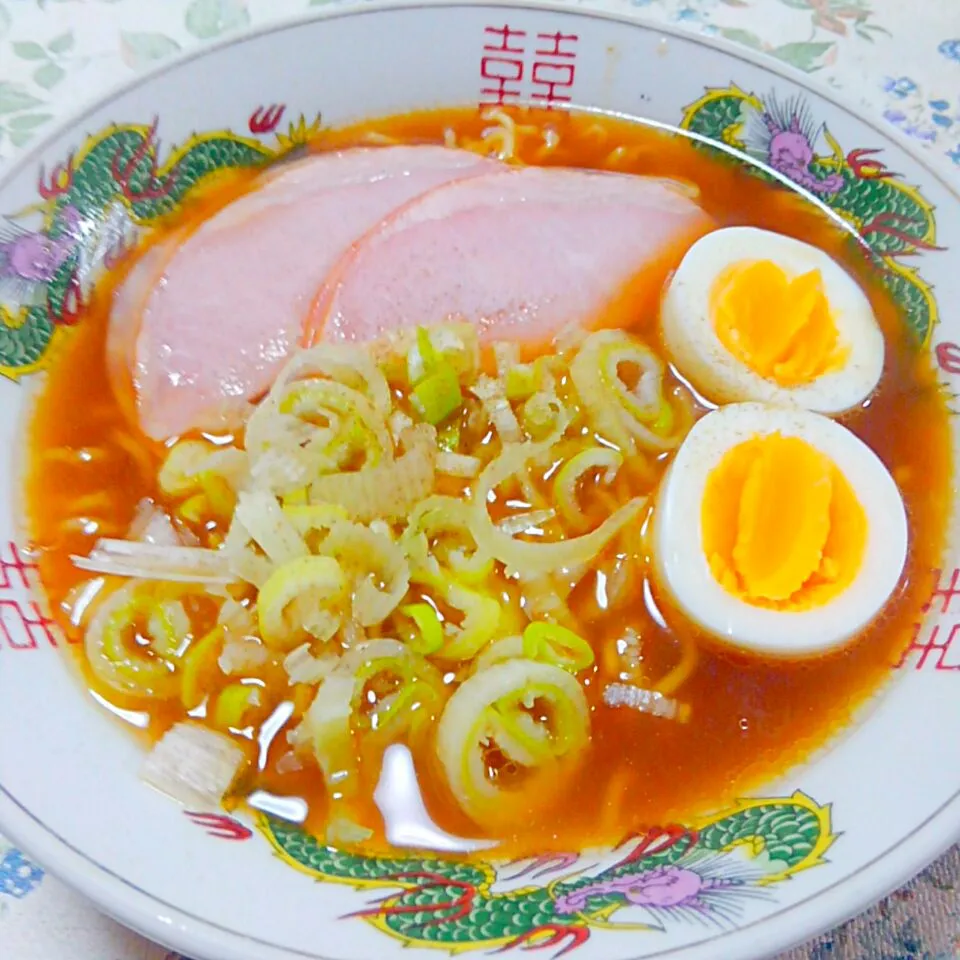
[{"left": 1, "top": 1, "right": 959, "bottom": 958}]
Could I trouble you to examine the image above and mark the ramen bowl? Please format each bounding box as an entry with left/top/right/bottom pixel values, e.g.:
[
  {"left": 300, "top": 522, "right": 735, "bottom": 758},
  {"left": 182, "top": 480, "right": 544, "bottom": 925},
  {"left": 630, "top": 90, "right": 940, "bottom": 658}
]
[{"left": 0, "top": 5, "right": 958, "bottom": 960}]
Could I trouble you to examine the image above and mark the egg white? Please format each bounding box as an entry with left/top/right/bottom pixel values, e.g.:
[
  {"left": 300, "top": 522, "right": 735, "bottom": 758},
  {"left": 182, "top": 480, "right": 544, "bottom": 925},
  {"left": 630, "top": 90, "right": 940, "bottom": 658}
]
[
  {"left": 661, "top": 226, "right": 885, "bottom": 415},
  {"left": 652, "top": 403, "right": 908, "bottom": 656}
]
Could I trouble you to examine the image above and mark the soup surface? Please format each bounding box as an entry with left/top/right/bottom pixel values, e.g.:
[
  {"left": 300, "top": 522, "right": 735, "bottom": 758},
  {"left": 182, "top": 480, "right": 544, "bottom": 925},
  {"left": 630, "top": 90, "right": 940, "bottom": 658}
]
[{"left": 24, "top": 107, "right": 952, "bottom": 856}]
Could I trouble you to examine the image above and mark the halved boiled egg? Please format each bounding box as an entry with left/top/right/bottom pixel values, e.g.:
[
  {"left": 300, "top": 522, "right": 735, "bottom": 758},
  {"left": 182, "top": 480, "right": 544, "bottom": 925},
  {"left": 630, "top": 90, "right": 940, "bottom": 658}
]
[
  {"left": 652, "top": 402, "right": 907, "bottom": 656},
  {"left": 661, "top": 227, "right": 884, "bottom": 415}
]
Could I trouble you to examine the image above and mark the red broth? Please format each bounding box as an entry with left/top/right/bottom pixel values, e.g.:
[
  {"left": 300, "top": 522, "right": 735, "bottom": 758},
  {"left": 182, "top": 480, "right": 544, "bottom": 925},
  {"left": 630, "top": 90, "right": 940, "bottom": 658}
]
[{"left": 23, "top": 108, "right": 952, "bottom": 855}]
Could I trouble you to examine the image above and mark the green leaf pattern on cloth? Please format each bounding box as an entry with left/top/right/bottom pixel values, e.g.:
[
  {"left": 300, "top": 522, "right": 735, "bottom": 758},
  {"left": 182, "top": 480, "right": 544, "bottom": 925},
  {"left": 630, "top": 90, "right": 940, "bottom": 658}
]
[{"left": 184, "top": 0, "right": 251, "bottom": 38}]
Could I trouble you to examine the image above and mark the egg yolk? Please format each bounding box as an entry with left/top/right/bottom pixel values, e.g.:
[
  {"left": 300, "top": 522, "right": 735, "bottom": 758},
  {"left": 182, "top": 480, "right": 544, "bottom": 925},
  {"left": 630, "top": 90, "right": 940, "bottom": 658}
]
[
  {"left": 711, "top": 260, "right": 849, "bottom": 387},
  {"left": 701, "top": 433, "right": 867, "bottom": 610}
]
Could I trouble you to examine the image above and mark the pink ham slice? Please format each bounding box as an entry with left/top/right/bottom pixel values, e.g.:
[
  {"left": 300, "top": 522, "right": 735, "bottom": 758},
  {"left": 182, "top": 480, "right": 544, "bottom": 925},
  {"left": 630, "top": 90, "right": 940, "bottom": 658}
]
[
  {"left": 305, "top": 167, "right": 713, "bottom": 347},
  {"left": 110, "top": 146, "right": 498, "bottom": 440}
]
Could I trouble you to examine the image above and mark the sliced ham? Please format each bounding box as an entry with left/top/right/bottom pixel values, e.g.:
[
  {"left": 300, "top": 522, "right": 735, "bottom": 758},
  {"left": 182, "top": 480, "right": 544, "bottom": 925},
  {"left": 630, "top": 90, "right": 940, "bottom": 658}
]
[
  {"left": 305, "top": 167, "right": 713, "bottom": 348},
  {"left": 111, "top": 146, "right": 498, "bottom": 440}
]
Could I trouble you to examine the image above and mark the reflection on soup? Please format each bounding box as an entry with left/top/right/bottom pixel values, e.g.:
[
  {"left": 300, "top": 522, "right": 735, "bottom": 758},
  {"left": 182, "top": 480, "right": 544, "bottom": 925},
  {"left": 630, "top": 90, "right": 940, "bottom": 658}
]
[{"left": 24, "top": 107, "right": 951, "bottom": 857}]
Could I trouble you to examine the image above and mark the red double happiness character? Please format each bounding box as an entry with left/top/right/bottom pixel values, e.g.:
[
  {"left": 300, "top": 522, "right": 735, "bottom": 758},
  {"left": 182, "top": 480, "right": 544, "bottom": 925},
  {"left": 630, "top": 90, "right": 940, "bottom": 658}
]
[
  {"left": 0, "top": 541, "right": 37, "bottom": 592},
  {"left": 481, "top": 24, "right": 527, "bottom": 106},
  {"left": 531, "top": 30, "right": 579, "bottom": 109},
  {"left": 895, "top": 621, "right": 960, "bottom": 672},
  {"left": 923, "top": 567, "right": 960, "bottom": 616},
  {"left": 0, "top": 599, "right": 58, "bottom": 651}
]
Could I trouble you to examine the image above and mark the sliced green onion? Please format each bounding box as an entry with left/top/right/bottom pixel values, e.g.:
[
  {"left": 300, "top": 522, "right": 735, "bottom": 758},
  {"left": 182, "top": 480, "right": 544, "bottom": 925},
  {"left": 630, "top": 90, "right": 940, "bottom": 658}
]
[
  {"left": 281, "top": 380, "right": 389, "bottom": 463},
  {"left": 554, "top": 447, "right": 623, "bottom": 529},
  {"left": 401, "top": 602, "right": 445, "bottom": 655},
  {"left": 403, "top": 495, "right": 494, "bottom": 586},
  {"left": 650, "top": 398, "right": 675, "bottom": 436},
  {"left": 522, "top": 621, "right": 595, "bottom": 672},
  {"left": 257, "top": 555, "right": 346, "bottom": 650},
  {"left": 438, "top": 419, "right": 461, "bottom": 452},
  {"left": 521, "top": 392, "right": 564, "bottom": 441},
  {"left": 181, "top": 626, "right": 225, "bottom": 710},
  {"left": 487, "top": 698, "right": 554, "bottom": 765},
  {"left": 417, "top": 326, "right": 438, "bottom": 366},
  {"left": 213, "top": 682, "right": 261, "bottom": 730},
  {"left": 570, "top": 329, "right": 686, "bottom": 454},
  {"left": 408, "top": 326, "right": 440, "bottom": 385},
  {"left": 436, "top": 580, "right": 502, "bottom": 660},
  {"left": 435, "top": 659, "right": 590, "bottom": 829},
  {"left": 505, "top": 363, "right": 540, "bottom": 402},
  {"left": 411, "top": 363, "right": 463, "bottom": 425}
]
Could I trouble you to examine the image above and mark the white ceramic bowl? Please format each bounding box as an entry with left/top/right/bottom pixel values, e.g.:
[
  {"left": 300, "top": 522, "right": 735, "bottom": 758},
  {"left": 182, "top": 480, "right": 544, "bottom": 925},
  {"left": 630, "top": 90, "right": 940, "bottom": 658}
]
[{"left": 0, "top": 5, "right": 958, "bottom": 960}]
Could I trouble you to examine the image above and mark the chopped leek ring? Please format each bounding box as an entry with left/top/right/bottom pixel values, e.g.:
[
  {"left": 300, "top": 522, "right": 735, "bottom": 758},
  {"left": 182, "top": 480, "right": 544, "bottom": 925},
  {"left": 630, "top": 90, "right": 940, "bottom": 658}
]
[
  {"left": 472, "top": 441, "right": 646, "bottom": 575},
  {"left": 437, "top": 451, "right": 481, "bottom": 478},
  {"left": 180, "top": 626, "right": 225, "bottom": 710},
  {"left": 407, "top": 324, "right": 479, "bottom": 386},
  {"left": 650, "top": 397, "right": 675, "bottom": 437},
  {"left": 146, "top": 599, "right": 191, "bottom": 659},
  {"left": 198, "top": 471, "right": 236, "bottom": 519},
  {"left": 404, "top": 495, "right": 493, "bottom": 586},
  {"left": 245, "top": 373, "right": 391, "bottom": 481},
  {"left": 554, "top": 448, "right": 623, "bottom": 529},
  {"left": 258, "top": 555, "right": 347, "bottom": 650},
  {"left": 159, "top": 440, "right": 242, "bottom": 524},
  {"left": 348, "top": 640, "right": 446, "bottom": 742},
  {"left": 494, "top": 341, "right": 521, "bottom": 378},
  {"left": 432, "top": 324, "right": 481, "bottom": 379},
  {"left": 282, "top": 503, "right": 349, "bottom": 546},
  {"left": 486, "top": 697, "right": 554, "bottom": 766},
  {"left": 570, "top": 329, "right": 684, "bottom": 454},
  {"left": 85, "top": 581, "right": 191, "bottom": 699},
  {"left": 409, "top": 326, "right": 439, "bottom": 384},
  {"left": 235, "top": 491, "right": 308, "bottom": 566},
  {"left": 270, "top": 341, "right": 393, "bottom": 416},
  {"left": 310, "top": 423, "right": 437, "bottom": 523},
  {"left": 213, "top": 682, "right": 262, "bottom": 730},
  {"left": 401, "top": 602, "right": 445, "bottom": 655},
  {"left": 321, "top": 522, "right": 410, "bottom": 627},
  {"left": 474, "top": 634, "right": 524, "bottom": 672},
  {"left": 411, "top": 363, "right": 463, "bottom": 425},
  {"left": 282, "top": 380, "right": 390, "bottom": 468},
  {"left": 505, "top": 363, "right": 540, "bottom": 402},
  {"left": 326, "top": 816, "right": 374, "bottom": 847},
  {"left": 438, "top": 420, "right": 461, "bottom": 453},
  {"left": 159, "top": 440, "right": 212, "bottom": 496},
  {"left": 304, "top": 640, "right": 446, "bottom": 796},
  {"left": 521, "top": 392, "right": 565, "bottom": 441},
  {"left": 522, "top": 621, "right": 595, "bottom": 672},
  {"left": 305, "top": 671, "right": 358, "bottom": 797},
  {"left": 436, "top": 581, "right": 502, "bottom": 661},
  {"left": 367, "top": 675, "right": 442, "bottom": 741},
  {"left": 435, "top": 658, "right": 590, "bottom": 828},
  {"left": 598, "top": 340, "right": 663, "bottom": 421},
  {"left": 471, "top": 376, "right": 522, "bottom": 443},
  {"left": 178, "top": 494, "right": 207, "bottom": 525}
]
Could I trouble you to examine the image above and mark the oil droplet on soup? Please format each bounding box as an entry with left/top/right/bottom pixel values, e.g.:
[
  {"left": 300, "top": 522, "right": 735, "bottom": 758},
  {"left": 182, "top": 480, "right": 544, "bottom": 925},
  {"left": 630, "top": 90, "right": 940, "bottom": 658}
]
[{"left": 24, "top": 107, "right": 951, "bottom": 857}]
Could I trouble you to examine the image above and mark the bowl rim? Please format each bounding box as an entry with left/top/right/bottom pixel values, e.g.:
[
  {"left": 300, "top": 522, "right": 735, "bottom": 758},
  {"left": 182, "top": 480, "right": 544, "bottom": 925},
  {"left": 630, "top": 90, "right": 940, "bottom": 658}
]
[{"left": 1, "top": 3, "right": 958, "bottom": 959}]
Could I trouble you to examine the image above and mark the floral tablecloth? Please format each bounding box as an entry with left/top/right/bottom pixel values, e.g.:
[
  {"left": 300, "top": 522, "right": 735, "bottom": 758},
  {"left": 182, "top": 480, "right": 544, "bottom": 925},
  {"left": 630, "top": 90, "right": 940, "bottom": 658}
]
[{"left": 0, "top": 1, "right": 958, "bottom": 958}]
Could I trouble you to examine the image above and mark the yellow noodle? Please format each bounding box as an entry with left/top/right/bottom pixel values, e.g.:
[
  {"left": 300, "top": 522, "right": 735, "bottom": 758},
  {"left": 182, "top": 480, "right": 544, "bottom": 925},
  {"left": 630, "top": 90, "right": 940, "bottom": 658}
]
[
  {"left": 358, "top": 131, "right": 403, "bottom": 146},
  {"left": 68, "top": 491, "right": 116, "bottom": 515},
  {"left": 598, "top": 768, "right": 630, "bottom": 836},
  {"left": 42, "top": 446, "right": 108, "bottom": 466},
  {"left": 605, "top": 145, "right": 642, "bottom": 169},
  {"left": 654, "top": 632, "right": 699, "bottom": 697},
  {"left": 110, "top": 428, "right": 158, "bottom": 485},
  {"left": 59, "top": 515, "right": 125, "bottom": 538}
]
